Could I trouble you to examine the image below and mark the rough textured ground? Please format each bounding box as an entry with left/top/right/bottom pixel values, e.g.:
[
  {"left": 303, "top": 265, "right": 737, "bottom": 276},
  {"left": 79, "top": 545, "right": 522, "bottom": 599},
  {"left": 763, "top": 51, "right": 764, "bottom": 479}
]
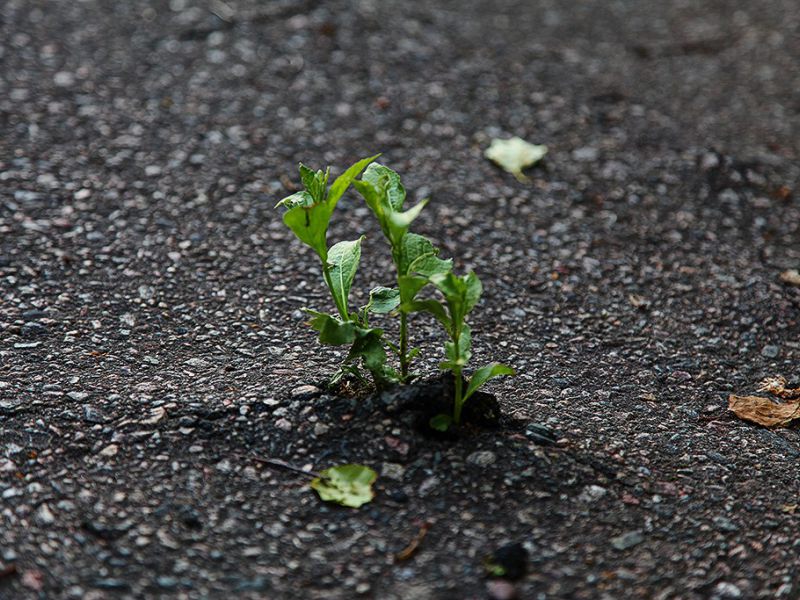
[{"left": 2, "top": 1, "right": 800, "bottom": 598}]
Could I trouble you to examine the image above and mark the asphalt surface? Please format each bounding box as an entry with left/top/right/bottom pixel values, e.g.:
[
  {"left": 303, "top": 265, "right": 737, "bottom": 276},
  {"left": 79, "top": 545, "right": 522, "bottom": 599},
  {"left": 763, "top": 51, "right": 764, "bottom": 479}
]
[{"left": 2, "top": 1, "right": 800, "bottom": 598}]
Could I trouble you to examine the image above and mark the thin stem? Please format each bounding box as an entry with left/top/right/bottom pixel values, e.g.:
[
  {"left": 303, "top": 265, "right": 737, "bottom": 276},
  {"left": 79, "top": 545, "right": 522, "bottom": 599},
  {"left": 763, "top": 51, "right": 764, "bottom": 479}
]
[
  {"left": 453, "top": 366, "right": 464, "bottom": 424},
  {"left": 452, "top": 330, "right": 463, "bottom": 423},
  {"left": 399, "top": 311, "right": 409, "bottom": 380}
]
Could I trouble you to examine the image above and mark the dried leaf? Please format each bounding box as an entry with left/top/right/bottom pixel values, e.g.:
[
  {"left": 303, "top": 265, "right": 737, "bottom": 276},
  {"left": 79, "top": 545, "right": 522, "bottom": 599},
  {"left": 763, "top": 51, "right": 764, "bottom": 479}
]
[
  {"left": 484, "top": 137, "right": 547, "bottom": 182},
  {"left": 780, "top": 269, "right": 800, "bottom": 286},
  {"left": 728, "top": 394, "right": 800, "bottom": 428},
  {"left": 758, "top": 376, "right": 800, "bottom": 399}
]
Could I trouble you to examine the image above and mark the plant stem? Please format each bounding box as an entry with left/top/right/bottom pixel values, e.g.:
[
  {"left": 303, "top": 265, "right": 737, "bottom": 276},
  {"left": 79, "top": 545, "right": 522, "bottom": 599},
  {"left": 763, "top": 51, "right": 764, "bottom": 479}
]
[
  {"left": 399, "top": 311, "right": 409, "bottom": 380},
  {"left": 453, "top": 366, "right": 464, "bottom": 424},
  {"left": 452, "top": 330, "right": 463, "bottom": 424}
]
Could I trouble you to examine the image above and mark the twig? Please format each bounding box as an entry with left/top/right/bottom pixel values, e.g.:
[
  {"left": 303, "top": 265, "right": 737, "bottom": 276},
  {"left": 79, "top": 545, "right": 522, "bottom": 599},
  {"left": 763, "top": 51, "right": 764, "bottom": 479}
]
[
  {"left": 395, "top": 522, "right": 431, "bottom": 562},
  {"left": 234, "top": 453, "right": 322, "bottom": 479}
]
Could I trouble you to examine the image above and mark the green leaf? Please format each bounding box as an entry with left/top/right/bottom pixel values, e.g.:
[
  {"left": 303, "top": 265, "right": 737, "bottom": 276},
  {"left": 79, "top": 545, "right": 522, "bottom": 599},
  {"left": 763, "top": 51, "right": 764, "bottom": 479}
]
[
  {"left": 365, "top": 286, "right": 400, "bottom": 314},
  {"left": 463, "top": 363, "right": 515, "bottom": 403},
  {"left": 430, "top": 271, "right": 482, "bottom": 332},
  {"left": 278, "top": 157, "right": 376, "bottom": 260},
  {"left": 306, "top": 310, "right": 357, "bottom": 346},
  {"left": 281, "top": 202, "right": 331, "bottom": 259},
  {"left": 310, "top": 464, "right": 377, "bottom": 508},
  {"left": 409, "top": 299, "right": 451, "bottom": 331},
  {"left": 361, "top": 163, "right": 406, "bottom": 210},
  {"left": 463, "top": 271, "right": 483, "bottom": 315},
  {"left": 398, "top": 274, "right": 428, "bottom": 306},
  {"left": 429, "top": 413, "right": 453, "bottom": 432},
  {"left": 327, "top": 238, "right": 364, "bottom": 317},
  {"left": 386, "top": 199, "right": 427, "bottom": 245},
  {"left": 399, "top": 233, "right": 434, "bottom": 275},
  {"left": 275, "top": 190, "right": 315, "bottom": 210},
  {"left": 399, "top": 233, "right": 452, "bottom": 277},
  {"left": 327, "top": 155, "right": 380, "bottom": 209},
  {"left": 298, "top": 164, "right": 328, "bottom": 202},
  {"left": 352, "top": 179, "right": 383, "bottom": 218},
  {"left": 408, "top": 253, "right": 452, "bottom": 278},
  {"left": 484, "top": 137, "right": 548, "bottom": 182},
  {"left": 429, "top": 271, "right": 464, "bottom": 300}
]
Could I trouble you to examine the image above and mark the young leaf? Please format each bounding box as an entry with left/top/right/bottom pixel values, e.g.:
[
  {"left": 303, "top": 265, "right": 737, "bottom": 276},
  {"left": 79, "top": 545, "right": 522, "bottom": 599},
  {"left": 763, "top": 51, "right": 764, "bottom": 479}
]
[
  {"left": 310, "top": 464, "right": 377, "bottom": 508},
  {"left": 429, "top": 413, "right": 453, "bottom": 432},
  {"left": 400, "top": 233, "right": 452, "bottom": 277},
  {"left": 278, "top": 157, "right": 377, "bottom": 260},
  {"left": 281, "top": 201, "right": 331, "bottom": 259},
  {"left": 398, "top": 274, "right": 429, "bottom": 306},
  {"left": 365, "top": 286, "right": 401, "bottom": 314},
  {"left": 462, "top": 363, "right": 515, "bottom": 403},
  {"left": 349, "top": 329, "right": 387, "bottom": 373},
  {"left": 298, "top": 164, "right": 328, "bottom": 202},
  {"left": 408, "top": 253, "right": 452, "bottom": 278},
  {"left": 463, "top": 271, "right": 483, "bottom": 315},
  {"left": 409, "top": 299, "right": 451, "bottom": 331},
  {"left": 361, "top": 163, "right": 406, "bottom": 210},
  {"left": 327, "top": 238, "right": 364, "bottom": 317},
  {"left": 275, "top": 190, "right": 315, "bottom": 210},
  {"left": 306, "top": 310, "right": 357, "bottom": 346},
  {"left": 386, "top": 199, "right": 428, "bottom": 245},
  {"left": 327, "top": 155, "right": 380, "bottom": 209}
]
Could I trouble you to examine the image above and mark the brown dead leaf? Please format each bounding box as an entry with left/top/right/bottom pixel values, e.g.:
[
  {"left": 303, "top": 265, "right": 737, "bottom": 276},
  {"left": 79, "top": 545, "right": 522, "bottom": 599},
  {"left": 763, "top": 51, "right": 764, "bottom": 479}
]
[
  {"left": 758, "top": 376, "right": 800, "bottom": 399},
  {"left": 780, "top": 269, "right": 800, "bottom": 287},
  {"left": 728, "top": 394, "right": 800, "bottom": 428}
]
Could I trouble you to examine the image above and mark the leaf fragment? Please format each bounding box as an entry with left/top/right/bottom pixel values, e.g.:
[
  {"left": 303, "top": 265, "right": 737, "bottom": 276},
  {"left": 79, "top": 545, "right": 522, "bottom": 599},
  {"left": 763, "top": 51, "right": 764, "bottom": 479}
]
[
  {"left": 484, "top": 137, "right": 548, "bottom": 182},
  {"left": 310, "top": 464, "right": 377, "bottom": 508},
  {"left": 728, "top": 394, "right": 800, "bottom": 428},
  {"left": 429, "top": 413, "right": 453, "bottom": 432},
  {"left": 780, "top": 269, "right": 800, "bottom": 287},
  {"left": 758, "top": 376, "right": 800, "bottom": 399}
]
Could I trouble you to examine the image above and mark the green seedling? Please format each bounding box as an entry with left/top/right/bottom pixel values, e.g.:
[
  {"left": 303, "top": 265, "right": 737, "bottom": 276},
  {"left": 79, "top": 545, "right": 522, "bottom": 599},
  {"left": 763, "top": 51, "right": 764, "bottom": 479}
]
[
  {"left": 277, "top": 156, "right": 513, "bottom": 410},
  {"left": 276, "top": 156, "right": 397, "bottom": 387},
  {"left": 353, "top": 163, "right": 452, "bottom": 380},
  {"left": 423, "top": 271, "right": 515, "bottom": 429}
]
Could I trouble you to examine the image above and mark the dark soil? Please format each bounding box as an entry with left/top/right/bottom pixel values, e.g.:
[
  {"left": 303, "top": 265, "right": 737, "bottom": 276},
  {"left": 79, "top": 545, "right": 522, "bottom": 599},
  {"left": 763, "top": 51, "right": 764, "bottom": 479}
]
[{"left": 2, "top": 1, "right": 800, "bottom": 598}]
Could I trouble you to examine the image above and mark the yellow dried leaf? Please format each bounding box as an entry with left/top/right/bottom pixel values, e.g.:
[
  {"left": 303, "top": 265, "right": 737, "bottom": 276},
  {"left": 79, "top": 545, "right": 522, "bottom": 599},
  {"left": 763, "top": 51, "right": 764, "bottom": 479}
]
[
  {"left": 728, "top": 394, "right": 800, "bottom": 428},
  {"left": 780, "top": 269, "right": 800, "bottom": 286},
  {"left": 484, "top": 137, "right": 547, "bottom": 182}
]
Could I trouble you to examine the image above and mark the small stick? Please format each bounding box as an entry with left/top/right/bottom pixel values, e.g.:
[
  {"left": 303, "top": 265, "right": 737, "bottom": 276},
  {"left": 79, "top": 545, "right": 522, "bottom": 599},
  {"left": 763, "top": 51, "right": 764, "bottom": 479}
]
[
  {"left": 234, "top": 453, "right": 322, "bottom": 479},
  {"left": 395, "top": 522, "right": 431, "bottom": 562}
]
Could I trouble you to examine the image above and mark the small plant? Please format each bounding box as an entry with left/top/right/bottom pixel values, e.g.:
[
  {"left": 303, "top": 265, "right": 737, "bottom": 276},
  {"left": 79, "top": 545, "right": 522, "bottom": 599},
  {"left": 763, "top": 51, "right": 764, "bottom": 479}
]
[
  {"left": 353, "top": 163, "right": 452, "bottom": 381},
  {"left": 276, "top": 155, "right": 513, "bottom": 425},
  {"left": 424, "top": 272, "right": 515, "bottom": 430},
  {"left": 276, "top": 155, "right": 396, "bottom": 387}
]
